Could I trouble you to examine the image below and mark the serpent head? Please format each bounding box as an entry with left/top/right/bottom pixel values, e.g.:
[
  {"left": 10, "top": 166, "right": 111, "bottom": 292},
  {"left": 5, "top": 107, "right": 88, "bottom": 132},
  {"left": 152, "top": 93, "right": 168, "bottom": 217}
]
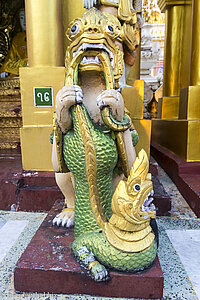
[{"left": 111, "top": 149, "right": 156, "bottom": 226}]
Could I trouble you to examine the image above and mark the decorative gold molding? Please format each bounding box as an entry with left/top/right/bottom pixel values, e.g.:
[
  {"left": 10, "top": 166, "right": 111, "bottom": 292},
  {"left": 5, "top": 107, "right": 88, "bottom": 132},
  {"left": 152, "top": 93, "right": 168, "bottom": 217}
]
[
  {"left": 0, "top": 104, "right": 22, "bottom": 117},
  {"left": 0, "top": 142, "right": 19, "bottom": 149},
  {"left": 0, "top": 127, "right": 20, "bottom": 138},
  {"left": 158, "top": 0, "right": 192, "bottom": 12},
  {"left": 0, "top": 118, "right": 22, "bottom": 127},
  {"left": 0, "top": 76, "right": 22, "bottom": 149},
  {"left": 0, "top": 77, "right": 20, "bottom": 88}
]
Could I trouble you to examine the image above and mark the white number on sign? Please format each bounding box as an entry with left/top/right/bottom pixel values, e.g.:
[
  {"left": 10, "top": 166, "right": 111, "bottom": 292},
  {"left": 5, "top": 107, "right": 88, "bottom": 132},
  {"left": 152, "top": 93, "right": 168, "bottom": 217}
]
[
  {"left": 37, "top": 92, "right": 50, "bottom": 102},
  {"left": 44, "top": 92, "right": 50, "bottom": 102}
]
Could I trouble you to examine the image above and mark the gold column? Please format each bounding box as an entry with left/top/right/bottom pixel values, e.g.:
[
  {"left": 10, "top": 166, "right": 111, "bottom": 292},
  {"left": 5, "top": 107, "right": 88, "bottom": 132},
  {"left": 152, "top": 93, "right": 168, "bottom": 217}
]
[
  {"left": 25, "top": 0, "right": 64, "bottom": 66},
  {"left": 158, "top": 0, "right": 192, "bottom": 97},
  {"left": 179, "top": 0, "right": 200, "bottom": 121},
  {"left": 152, "top": 0, "right": 200, "bottom": 161},
  {"left": 20, "top": 0, "right": 65, "bottom": 171},
  {"left": 156, "top": 0, "right": 192, "bottom": 119},
  {"left": 189, "top": 0, "right": 200, "bottom": 86}
]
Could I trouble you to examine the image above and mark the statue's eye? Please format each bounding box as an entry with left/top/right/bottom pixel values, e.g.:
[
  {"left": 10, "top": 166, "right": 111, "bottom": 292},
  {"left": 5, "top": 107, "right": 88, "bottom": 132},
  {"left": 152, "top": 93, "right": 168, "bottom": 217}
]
[
  {"left": 71, "top": 24, "right": 79, "bottom": 35},
  {"left": 134, "top": 184, "right": 140, "bottom": 192},
  {"left": 106, "top": 25, "right": 114, "bottom": 34}
]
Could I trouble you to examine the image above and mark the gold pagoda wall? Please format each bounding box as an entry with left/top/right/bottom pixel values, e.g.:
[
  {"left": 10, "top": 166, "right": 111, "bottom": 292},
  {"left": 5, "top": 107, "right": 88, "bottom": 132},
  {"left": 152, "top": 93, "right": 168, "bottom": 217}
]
[{"left": 153, "top": 0, "right": 200, "bottom": 162}]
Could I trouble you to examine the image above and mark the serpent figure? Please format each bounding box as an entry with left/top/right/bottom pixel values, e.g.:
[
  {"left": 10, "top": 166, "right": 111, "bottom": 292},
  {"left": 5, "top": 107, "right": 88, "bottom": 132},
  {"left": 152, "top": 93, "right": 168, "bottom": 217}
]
[{"left": 71, "top": 149, "right": 157, "bottom": 281}]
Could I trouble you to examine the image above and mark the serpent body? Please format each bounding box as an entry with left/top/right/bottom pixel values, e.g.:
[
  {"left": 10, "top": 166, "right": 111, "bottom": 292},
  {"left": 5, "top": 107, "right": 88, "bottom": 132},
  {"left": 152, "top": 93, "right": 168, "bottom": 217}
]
[{"left": 63, "top": 105, "right": 118, "bottom": 238}]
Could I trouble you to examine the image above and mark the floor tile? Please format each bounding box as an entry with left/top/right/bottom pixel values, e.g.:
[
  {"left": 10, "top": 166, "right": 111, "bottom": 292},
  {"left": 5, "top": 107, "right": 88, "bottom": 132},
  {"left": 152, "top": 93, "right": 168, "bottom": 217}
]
[
  {"left": 0, "top": 220, "right": 28, "bottom": 263},
  {"left": 0, "top": 221, "right": 6, "bottom": 230},
  {"left": 166, "top": 229, "right": 200, "bottom": 299}
]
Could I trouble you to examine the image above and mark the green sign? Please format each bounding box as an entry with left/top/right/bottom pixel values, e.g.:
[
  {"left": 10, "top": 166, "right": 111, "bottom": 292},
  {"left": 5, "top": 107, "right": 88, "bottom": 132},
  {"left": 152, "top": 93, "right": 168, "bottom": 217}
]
[{"left": 34, "top": 87, "right": 53, "bottom": 107}]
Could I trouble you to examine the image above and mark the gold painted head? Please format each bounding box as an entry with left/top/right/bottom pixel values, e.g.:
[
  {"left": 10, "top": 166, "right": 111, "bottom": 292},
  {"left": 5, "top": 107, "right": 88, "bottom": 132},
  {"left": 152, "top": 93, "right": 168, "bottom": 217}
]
[
  {"left": 112, "top": 149, "right": 156, "bottom": 225},
  {"left": 65, "top": 8, "right": 125, "bottom": 85}
]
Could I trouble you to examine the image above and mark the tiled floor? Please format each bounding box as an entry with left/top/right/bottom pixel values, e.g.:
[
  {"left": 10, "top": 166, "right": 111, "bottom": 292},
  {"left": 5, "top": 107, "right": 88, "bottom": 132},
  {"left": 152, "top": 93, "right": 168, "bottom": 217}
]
[
  {"left": 0, "top": 165, "right": 199, "bottom": 300},
  {"left": 0, "top": 220, "right": 28, "bottom": 263},
  {"left": 166, "top": 229, "right": 200, "bottom": 298}
]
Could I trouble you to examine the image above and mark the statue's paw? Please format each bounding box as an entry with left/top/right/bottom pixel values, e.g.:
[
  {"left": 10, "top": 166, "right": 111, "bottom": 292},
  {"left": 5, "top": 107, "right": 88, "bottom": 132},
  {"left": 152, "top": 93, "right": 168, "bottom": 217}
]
[
  {"left": 56, "top": 85, "right": 83, "bottom": 108},
  {"left": 90, "top": 263, "right": 109, "bottom": 282},
  {"left": 96, "top": 90, "right": 124, "bottom": 121},
  {"left": 53, "top": 209, "right": 74, "bottom": 228}
]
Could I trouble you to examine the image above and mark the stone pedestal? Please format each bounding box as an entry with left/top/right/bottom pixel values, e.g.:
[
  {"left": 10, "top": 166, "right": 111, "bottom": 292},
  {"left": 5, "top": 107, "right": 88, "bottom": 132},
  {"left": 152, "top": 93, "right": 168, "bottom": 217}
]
[{"left": 14, "top": 200, "right": 164, "bottom": 299}]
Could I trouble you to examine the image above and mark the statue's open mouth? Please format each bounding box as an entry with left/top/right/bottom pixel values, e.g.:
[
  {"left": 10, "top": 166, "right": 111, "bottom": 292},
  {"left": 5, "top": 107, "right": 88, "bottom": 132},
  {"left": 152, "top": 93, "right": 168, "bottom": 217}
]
[
  {"left": 73, "top": 42, "right": 114, "bottom": 68},
  {"left": 141, "top": 190, "right": 155, "bottom": 212}
]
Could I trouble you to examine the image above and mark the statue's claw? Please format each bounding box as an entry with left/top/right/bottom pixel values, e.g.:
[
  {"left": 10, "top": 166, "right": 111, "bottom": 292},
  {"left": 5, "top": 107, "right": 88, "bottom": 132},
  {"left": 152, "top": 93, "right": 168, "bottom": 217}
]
[
  {"left": 90, "top": 263, "right": 109, "bottom": 282},
  {"left": 53, "top": 217, "right": 62, "bottom": 227},
  {"left": 96, "top": 94, "right": 105, "bottom": 109},
  {"left": 53, "top": 210, "right": 75, "bottom": 228},
  {"left": 75, "top": 88, "right": 83, "bottom": 104},
  {"left": 63, "top": 217, "right": 74, "bottom": 228},
  {"left": 61, "top": 217, "right": 68, "bottom": 227}
]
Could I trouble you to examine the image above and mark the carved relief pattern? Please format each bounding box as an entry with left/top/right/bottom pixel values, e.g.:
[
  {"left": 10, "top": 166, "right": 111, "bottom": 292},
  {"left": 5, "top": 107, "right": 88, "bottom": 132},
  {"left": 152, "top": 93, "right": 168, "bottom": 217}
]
[{"left": 0, "top": 77, "right": 21, "bottom": 148}]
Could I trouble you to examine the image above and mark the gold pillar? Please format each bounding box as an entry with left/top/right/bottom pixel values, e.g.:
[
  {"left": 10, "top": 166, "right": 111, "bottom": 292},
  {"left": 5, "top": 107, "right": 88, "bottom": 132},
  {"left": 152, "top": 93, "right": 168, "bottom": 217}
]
[
  {"left": 21, "top": 0, "right": 65, "bottom": 171},
  {"left": 189, "top": 0, "right": 200, "bottom": 86},
  {"left": 25, "top": 0, "right": 64, "bottom": 67},
  {"left": 158, "top": 0, "right": 192, "bottom": 97},
  {"left": 152, "top": 0, "right": 200, "bottom": 162}
]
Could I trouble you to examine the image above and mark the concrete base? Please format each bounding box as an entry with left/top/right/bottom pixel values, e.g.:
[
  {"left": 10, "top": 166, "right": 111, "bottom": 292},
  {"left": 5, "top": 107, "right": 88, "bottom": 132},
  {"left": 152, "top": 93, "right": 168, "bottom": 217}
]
[{"left": 14, "top": 200, "right": 164, "bottom": 299}]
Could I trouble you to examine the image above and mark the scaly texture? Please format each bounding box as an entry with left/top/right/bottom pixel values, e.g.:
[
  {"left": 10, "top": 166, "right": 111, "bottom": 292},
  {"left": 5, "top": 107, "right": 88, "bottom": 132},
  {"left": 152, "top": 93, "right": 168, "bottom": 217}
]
[
  {"left": 63, "top": 105, "right": 118, "bottom": 238},
  {"left": 72, "top": 230, "right": 157, "bottom": 272}
]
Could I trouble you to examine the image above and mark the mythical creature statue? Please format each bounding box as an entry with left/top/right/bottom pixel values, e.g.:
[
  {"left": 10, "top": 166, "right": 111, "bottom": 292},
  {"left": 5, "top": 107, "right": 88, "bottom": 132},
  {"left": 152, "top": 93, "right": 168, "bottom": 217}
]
[
  {"left": 53, "top": 0, "right": 140, "bottom": 228},
  {"left": 52, "top": 5, "right": 157, "bottom": 281}
]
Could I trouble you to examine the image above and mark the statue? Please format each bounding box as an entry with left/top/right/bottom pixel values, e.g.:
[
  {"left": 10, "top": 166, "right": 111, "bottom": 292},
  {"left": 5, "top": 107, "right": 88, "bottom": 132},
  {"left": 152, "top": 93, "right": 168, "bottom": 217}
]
[
  {"left": 51, "top": 2, "right": 157, "bottom": 282},
  {"left": 53, "top": 0, "right": 141, "bottom": 228},
  {"left": 0, "top": 8, "right": 28, "bottom": 77}
]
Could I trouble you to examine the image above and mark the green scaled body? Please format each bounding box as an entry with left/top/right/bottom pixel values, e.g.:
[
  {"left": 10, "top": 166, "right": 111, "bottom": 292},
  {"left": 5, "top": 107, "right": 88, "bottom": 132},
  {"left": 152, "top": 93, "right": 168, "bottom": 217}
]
[
  {"left": 72, "top": 230, "right": 157, "bottom": 272},
  {"left": 62, "top": 104, "right": 157, "bottom": 280},
  {"left": 63, "top": 105, "right": 118, "bottom": 238}
]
